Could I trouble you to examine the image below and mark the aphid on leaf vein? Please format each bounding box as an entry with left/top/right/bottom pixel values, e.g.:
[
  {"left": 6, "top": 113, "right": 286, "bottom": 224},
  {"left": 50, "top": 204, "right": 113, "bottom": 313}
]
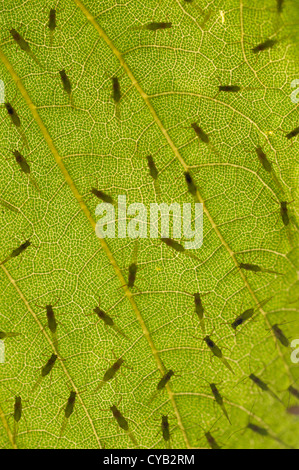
[
  {"left": 95, "top": 357, "right": 126, "bottom": 391},
  {"left": 35, "top": 301, "right": 61, "bottom": 351},
  {"left": 288, "top": 385, "right": 299, "bottom": 400},
  {"left": 271, "top": 323, "right": 289, "bottom": 347},
  {"left": 161, "top": 415, "right": 170, "bottom": 443},
  {"left": 0, "top": 239, "right": 31, "bottom": 266},
  {"left": 60, "top": 391, "right": 77, "bottom": 437},
  {"left": 210, "top": 383, "right": 231, "bottom": 424},
  {"left": 238, "top": 262, "right": 283, "bottom": 276},
  {"left": 184, "top": 171, "right": 197, "bottom": 197},
  {"left": 252, "top": 39, "right": 277, "bottom": 54},
  {"left": 10, "top": 28, "right": 41, "bottom": 66},
  {"left": 286, "top": 126, "right": 299, "bottom": 140},
  {"left": 157, "top": 370, "right": 174, "bottom": 390},
  {"left": 91, "top": 299, "right": 128, "bottom": 340},
  {"left": 0, "top": 331, "right": 20, "bottom": 340},
  {"left": 249, "top": 373, "right": 282, "bottom": 404},
  {"left": 255, "top": 146, "right": 272, "bottom": 172},
  {"left": 32, "top": 353, "right": 58, "bottom": 392},
  {"left": 203, "top": 336, "right": 234, "bottom": 374}
]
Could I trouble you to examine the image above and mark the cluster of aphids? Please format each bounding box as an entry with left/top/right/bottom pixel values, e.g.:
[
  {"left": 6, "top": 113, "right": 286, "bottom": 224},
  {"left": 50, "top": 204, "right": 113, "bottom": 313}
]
[{"left": 0, "top": 0, "right": 298, "bottom": 450}]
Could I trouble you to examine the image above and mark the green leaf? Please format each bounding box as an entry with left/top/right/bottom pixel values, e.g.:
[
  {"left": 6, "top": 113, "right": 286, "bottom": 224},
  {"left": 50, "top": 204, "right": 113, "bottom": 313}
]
[{"left": 0, "top": 0, "right": 299, "bottom": 449}]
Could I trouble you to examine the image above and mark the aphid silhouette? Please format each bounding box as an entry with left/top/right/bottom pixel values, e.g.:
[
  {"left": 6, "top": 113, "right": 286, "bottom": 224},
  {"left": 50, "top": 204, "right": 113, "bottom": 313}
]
[
  {"left": 231, "top": 308, "right": 254, "bottom": 330},
  {"left": 59, "top": 69, "right": 75, "bottom": 107},
  {"left": 0, "top": 197, "right": 19, "bottom": 214},
  {"left": 252, "top": 38, "right": 277, "bottom": 54},
  {"left": 203, "top": 335, "right": 234, "bottom": 374},
  {"left": 0, "top": 383, "right": 27, "bottom": 445},
  {"left": 148, "top": 369, "right": 175, "bottom": 404},
  {"left": 10, "top": 28, "right": 41, "bottom": 66},
  {"left": 90, "top": 298, "right": 128, "bottom": 340},
  {"left": 161, "top": 415, "right": 170, "bottom": 442},
  {"left": 161, "top": 237, "right": 200, "bottom": 262},
  {"left": 288, "top": 385, "right": 299, "bottom": 400},
  {"left": 91, "top": 187, "right": 114, "bottom": 205},
  {"left": 270, "top": 323, "right": 289, "bottom": 347},
  {"left": 184, "top": 171, "right": 197, "bottom": 197},
  {"left": 144, "top": 22, "right": 172, "bottom": 31},
  {"left": 112, "top": 76, "right": 121, "bottom": 104},
  {"left": 60, "top": 391, "right": 77, "bottom": 437},
  {"left": 48, "top": 8, "right": 56, "bottom": 45},
  {"left": 0, "top": 239, "right": 31, "bottom": 265},
  {"left": 245, "top": 421, "right": 291, "bottom": 448},
  {"left": 197, "top": 418, "right": 222, "bottom": 449},
  {"left": 32, "top": 353, "right": 58, "bottom": 392},
  {"left": 0, "top": 331, "right": 20, "bottom": 340},
  {"left": 193, "top": 293, "right": 206, "bottom": 334},
  {"left": 35, "top": 301, "right": 61, "bottom": 351},
  {"left": 191, "top": 122, "right": 209, "bottom": 144},
  {"left": 210, "top": 383, "right": 231, "bottom": 424},
  {"left": 277, "top": 0, "right": 285, "bottom": 13},
  {"left": 4, "top": 102, "right": 21, "bottom": 127},
  {"left": 249, "top": 373, "right": 282, "bottom": 404},
  {"left": 109, "top": 403, "right": 138, "bottom": 446},
  {"left": 95, "top": 356, "right": 127, "bottom": 391},
  {"left": 218, "top": 85, "right": 241, "bottom": 93},
  {"left": 287, "top": 406, "right": 299, "bottom": 415},
  {"left": 10, "top": 150, "right": 40, "bottom": 191},
  {"left": 147, "top": 155, "right": 160, "bottom": 198},
  {"left": 255, "top": 146, "right": 272, "bottom": 173},
  {"left": 286, "top": 126, "right": 299, "bottom": 140},
  {"left": 238, "top": 262, "right": 283, "bottom": 276}
]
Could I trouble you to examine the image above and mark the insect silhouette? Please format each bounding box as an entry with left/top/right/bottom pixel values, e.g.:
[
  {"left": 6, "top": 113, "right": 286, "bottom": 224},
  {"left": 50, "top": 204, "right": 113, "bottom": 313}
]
[
  {"left": 197, "top": 418, "right": 222, "bottom": 449},
  {"left": 60, "top": 390, "right": 77, "bottom": 437},
  {"left": 218, "top": 85, "right": 241, "bottom": 93},
  {"left": 4, "top": 102, "right": 21, "bottom": 127},
  {"left": 252, "top": 39, "right": 277, "bottom": 54},
  {"left": 191, "top": 122, "right": 209, "bottom": 144},
  {"left": 161, "top": 237, "right": 200, "bottom": 262},
  {"left": 10, "top": 28, "right": 41, "bottom": 66},
  {"left": 255, "top": 146, "right": 272, "bottom": 172},
  {"left": 147, "top": 155, "right": 160, "bottom": 198},
  {"left": 35, "top": 301, "right": 62, "bottom": 351},
  {"left": 203, "top": 335, "right": 234, "bottom": 374},
  {"left": 109, "top": 403, "right": 138, "bottom": 446},
  {"left": 89, "top": 298, "right": 128, "bottom": 340},
  {"left": 193, "top": 293, "right": 206, "bottom": 334},
  {"left": 0, "top": 239, "right": 31, "bottom": 265},
  {"left": 238, "top": 261, "right": 283, "bottom": 276},
  {"left": 48, "top": 8, "right": 57, "bottom": 45},
  {"left": 0, "top": 330, "right": 20, "bottom": 340},
  {"left": 148, "top": 369, "right": 175, "bottom": 404},
  {"left": 245, "top": 421, "right": 291, "bottom": 448},
  {"left": 270, "top": 323, "right": 290, "bottom": 347},
  {"left": 277, "top": 0, "right": 285, "bottom": 13},
  {"left": 210, "top": 383, "right": 231, "bottom": 424},
  {"left": 230, "top": 297, "right": 271, "bottom": 332},
  {"left": 91, "top": 187, "right": 114, "bottom": 205},
  {"left": 9, "top": 150, "right": 40, "bottom": 191},
  {"left": 249, "top": 373, "right": 282, "bottom": 404},
  {"left": 286, "top": 126, "right": 299, "bottom": 140},
  {"left": 95, "top": 356, "right": 127, "bottom": 391},
  {"left": 184, "top": 171, "right": 197, "bottom": 197},
  {"left": 32, "top": 353, "right": 58, "bottom": 392},
  {"left": 59, "top": 69, "right": 75, "bottom": 107},
  {"left": 143, "top": 22, "right": 172, "bottom": 31}
]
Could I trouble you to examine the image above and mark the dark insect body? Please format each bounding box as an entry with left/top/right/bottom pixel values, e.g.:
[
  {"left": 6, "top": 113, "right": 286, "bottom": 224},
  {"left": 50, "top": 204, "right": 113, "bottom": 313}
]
[
  {"left": 13, "top": 150, "right": 30, "bottom": 174},
  {"left": 157, "top": 370, "right": 174, "bottom": 390},
  {"left": 59, "top": 69, "right": 72, "bottom": 95},
  {"left": 110, "top": 405, "right": 129, "bottom": 431},
  {"left": 94, "top": 306, "right": 114, "bottom": 326},
  {"left": 286, "top": 127, "right": 299, "bottom": 140},
  {"left": 288, "top": 385, "right": 299, "bottom": 399},
  {"left": 147, "top": 156, "right": 158, "bottom": 180},
  {"left": 64, "top": 391, "right": 76, "bottom": 419},
  {"left": 247, "top": 423, "right": 268, "bottom": 436},
  {"left": 249, "top": 373, "right": 282, "bottom": 403},
  {"left": 277, "top": 0, "right": 284, "bottom": 13},
  {"left": 42, "top": 354, "right": 58, "bottom": 377},
  {"left": 252, "top": 39, "right": 277, "bottom": 54},
  {"left": 231, "top": 308, "right": 254, "bottom": 330},
  {"left": 184, "top": 172, "right": 197, "bottom": 196},
  {"left": 279, "top": 201, "right": 290, "bottom": 226},
  {"left": 91, "top": 187, "right": 114, "bottom": 205},
  {"left": 218, "top": 85, "right": 241, "bottom": 93},
  {"left": 10, "top": 29, "right": 30, "bottom": 52},
  {"left": 210, "top": 383, "right": 231, "bottom": 424},
  {"left": 204, "top": 336, "right": 234, "bottom": 373},
  {"left": 48, "top": 9, "right": 57, "bottom": 31},
  {"left": 0, "top": 331, "right": 20, "bottom": 339},
  {"left": 145, "top": 22, "right": 172, "bottom": 31},
  {"left": 1, "top": 240, "right": 31, "bottom": 265},
  {"left": 205, "top": 431, "right": 221, "bottom": 449},
  {"left": 46, "top": 305, "right": 58, "bottom": 334},
  {"left": 255, "top": 147, "right": 272, "bottom": 172},
  {"left": 112, "top": 77, "right": 121, "bottom": 103},
  {"left": 239, "top": 262, "right": 261, "bottom": 272},
  {"left": 161, "top": 237, "right": 184, "bottom": 253},
  {"left": 128, "top": 263, "right": 138, "bottom": 288},
  {"left": 4, "top": 102, "right": 21, "bottom": 127},
  {"left": 271, "top": 324, "right": 289, "bottom": 347},
  {"left": 191, "top": 122, "right": 209, "bottom": 144},
  {"left": 103, "top": 358, "right": 124, "bottom": 383},
  {"left": 161, "top": 415, "right": 170, "bottom": 442}
]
